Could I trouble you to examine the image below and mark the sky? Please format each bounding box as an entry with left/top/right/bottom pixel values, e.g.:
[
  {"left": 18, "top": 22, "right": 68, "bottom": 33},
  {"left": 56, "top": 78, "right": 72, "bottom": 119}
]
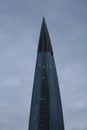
[{"left": 0, "top": 0, "right": 87, "bottom": 130}]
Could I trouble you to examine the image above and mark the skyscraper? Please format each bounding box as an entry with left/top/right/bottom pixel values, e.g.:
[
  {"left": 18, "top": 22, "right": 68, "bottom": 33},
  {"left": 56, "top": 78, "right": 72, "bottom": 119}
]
[{"left": 28, "top": 18, "right": 65, "bottom": 130}]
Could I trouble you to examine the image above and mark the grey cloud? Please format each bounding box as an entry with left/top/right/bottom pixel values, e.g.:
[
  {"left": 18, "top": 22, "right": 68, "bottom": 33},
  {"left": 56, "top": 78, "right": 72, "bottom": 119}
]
[{"left": 0, "top": 0, "right": 87, "bottom": 130}]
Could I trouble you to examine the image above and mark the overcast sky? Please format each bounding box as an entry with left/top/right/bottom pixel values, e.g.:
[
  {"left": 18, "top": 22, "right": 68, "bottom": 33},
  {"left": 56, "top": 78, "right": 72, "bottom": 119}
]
[{"left": 0, "top": 0, "right": 87, "bottom": 130}]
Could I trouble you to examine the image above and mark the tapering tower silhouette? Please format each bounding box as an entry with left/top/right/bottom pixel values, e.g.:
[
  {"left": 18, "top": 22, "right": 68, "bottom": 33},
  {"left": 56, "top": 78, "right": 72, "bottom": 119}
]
[{"left": 28, "top": 18, "right": 65, "bottom": 130}]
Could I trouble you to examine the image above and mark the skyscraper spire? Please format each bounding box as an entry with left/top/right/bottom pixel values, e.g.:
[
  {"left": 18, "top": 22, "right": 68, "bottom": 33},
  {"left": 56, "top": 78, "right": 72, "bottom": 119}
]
[
  {"left": 38, "top": 17, "right": 53, "bottom": 55},
  {"left": 28, "top": 18, "right": 65, "bottom": 130}
]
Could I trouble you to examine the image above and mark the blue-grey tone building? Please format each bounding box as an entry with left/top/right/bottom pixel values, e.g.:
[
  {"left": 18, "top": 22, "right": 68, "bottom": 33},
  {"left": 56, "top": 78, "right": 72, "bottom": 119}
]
[{"left": 28, "top": 18, "right": 64, "bottom": 130}]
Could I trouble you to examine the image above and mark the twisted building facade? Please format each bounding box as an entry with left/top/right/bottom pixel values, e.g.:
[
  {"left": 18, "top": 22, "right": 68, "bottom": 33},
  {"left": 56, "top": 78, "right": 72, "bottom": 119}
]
[{"left": 28, "top": 18, "right": 65, "bottom": 130}]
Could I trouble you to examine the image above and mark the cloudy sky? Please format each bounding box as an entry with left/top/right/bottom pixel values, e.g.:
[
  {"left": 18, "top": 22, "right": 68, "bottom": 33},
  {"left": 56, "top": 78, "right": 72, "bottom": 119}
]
[{"left": 0, "top": 0, "right": 87, "bottom": 130}]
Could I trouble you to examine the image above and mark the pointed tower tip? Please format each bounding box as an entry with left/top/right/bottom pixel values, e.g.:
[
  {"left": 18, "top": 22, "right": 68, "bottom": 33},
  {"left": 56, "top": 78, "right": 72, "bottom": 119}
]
[
  {"left": 38, "top": 18, "right": 53, "bottom": 55},
  {"left": 42, "top": 17, "right": 46, "bottom": 27},
  {"left": 42, "top": 17, "right": 45, "bottom": 22}
]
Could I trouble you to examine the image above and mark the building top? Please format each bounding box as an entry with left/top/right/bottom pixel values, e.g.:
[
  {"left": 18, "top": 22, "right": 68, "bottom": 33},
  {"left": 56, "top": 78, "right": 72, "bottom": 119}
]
[{"left": 38, "top": 17, "right": 53, "bottom": 55}]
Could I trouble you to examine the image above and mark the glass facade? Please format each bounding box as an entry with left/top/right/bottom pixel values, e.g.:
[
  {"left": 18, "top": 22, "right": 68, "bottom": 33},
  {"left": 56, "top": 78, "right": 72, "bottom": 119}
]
[
  {"left": 28, "top": 52, "right": 64, "bottom": 130},
  {"left": 28, "top": 18, "right": 64, "bottom": 130}
]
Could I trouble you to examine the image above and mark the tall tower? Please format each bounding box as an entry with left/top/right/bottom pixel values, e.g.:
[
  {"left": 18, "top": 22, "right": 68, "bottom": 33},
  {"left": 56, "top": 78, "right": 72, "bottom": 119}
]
[{"left": 28, "top": 18, "right": 65, "bottom": 130}]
